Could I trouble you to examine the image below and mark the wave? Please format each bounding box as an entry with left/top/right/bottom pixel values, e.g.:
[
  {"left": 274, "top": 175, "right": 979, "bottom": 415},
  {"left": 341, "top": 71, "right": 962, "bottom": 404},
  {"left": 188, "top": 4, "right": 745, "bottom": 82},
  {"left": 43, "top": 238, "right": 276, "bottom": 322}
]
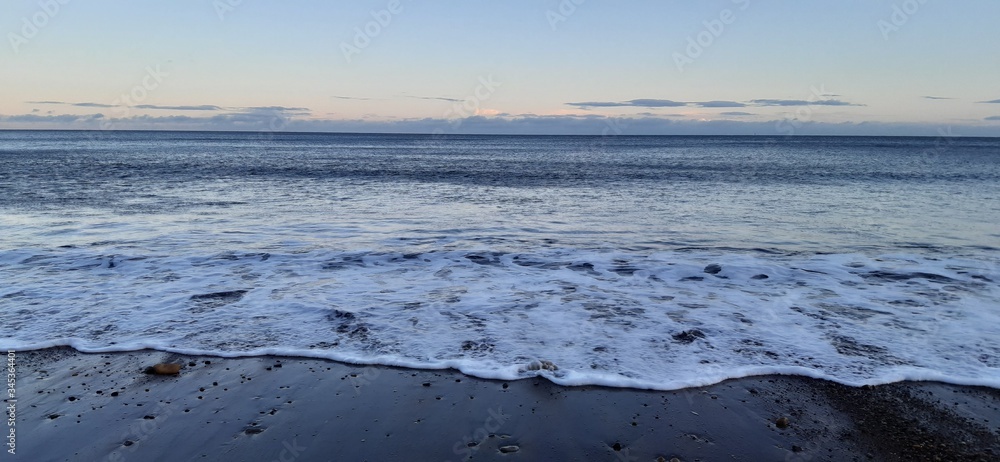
[{"left": 2, "top": 246, "right": 998, "bottom": 391}]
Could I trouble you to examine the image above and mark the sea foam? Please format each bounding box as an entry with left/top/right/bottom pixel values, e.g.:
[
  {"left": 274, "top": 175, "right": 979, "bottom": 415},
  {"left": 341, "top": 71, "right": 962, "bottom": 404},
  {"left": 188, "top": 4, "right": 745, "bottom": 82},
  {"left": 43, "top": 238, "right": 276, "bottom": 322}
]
[{"left": 2, "top": 245, "right": 998, "bottom": 391}]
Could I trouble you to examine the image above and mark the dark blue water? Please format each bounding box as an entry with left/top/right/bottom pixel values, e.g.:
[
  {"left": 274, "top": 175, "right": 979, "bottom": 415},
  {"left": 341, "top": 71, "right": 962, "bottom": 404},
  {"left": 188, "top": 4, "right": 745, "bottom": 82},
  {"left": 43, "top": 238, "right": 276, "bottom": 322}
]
[
  {"left": 1, "top": 131, "right": 998, "bottom": 390},
  {"left": 2, "top": 131, "right": 998, "bottom": 252}
]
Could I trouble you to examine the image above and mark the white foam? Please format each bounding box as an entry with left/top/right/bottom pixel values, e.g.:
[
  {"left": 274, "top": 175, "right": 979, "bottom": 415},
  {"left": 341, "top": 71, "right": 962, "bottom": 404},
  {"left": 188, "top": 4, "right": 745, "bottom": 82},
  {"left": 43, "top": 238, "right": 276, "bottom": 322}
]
[{"left": 2, "top": 244, "right": 998, "bottom": 391}]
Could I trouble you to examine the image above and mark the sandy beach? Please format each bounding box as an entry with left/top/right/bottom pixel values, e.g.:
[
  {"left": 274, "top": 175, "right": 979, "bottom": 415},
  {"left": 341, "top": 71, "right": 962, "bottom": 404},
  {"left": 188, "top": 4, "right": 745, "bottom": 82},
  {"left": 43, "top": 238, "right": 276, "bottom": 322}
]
[{"left": 6, "top": 347, "right": 998, "bottom": 461}]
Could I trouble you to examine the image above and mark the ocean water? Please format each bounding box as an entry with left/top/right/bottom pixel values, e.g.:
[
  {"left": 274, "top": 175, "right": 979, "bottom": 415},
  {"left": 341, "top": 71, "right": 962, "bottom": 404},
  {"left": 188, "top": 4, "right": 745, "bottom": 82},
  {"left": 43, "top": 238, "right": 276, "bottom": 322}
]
[{"left": 2, "top": 130, "right": 999, "bottom": 390}]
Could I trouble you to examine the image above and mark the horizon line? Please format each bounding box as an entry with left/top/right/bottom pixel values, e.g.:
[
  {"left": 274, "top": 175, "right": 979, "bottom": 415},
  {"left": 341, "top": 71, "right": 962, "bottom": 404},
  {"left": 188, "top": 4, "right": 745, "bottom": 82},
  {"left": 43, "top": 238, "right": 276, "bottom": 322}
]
[{"left": 2, "top": 128, "right": 997, "bottom": 139}]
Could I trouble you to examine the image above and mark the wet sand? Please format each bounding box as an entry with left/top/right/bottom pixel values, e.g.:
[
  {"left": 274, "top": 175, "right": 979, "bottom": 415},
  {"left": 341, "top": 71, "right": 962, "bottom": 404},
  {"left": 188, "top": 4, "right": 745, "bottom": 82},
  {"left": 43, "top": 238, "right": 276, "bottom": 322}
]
[{"left": 7, "top": 347, "right": 999, "bottom": 461}]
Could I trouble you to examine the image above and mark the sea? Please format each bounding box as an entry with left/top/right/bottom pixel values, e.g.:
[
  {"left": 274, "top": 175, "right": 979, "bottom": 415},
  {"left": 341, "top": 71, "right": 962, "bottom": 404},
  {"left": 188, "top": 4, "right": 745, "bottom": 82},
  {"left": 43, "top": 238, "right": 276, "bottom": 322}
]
[{"left": 1, "top": 130, "right": 998, "bottom": 390}]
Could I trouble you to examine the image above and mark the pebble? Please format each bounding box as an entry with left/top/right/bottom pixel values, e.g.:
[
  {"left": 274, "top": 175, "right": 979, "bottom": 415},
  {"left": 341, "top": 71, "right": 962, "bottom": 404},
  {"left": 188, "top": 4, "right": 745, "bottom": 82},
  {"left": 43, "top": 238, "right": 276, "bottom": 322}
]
[{"left": 147, "top": 363, "right": 181, "bottom": 375}]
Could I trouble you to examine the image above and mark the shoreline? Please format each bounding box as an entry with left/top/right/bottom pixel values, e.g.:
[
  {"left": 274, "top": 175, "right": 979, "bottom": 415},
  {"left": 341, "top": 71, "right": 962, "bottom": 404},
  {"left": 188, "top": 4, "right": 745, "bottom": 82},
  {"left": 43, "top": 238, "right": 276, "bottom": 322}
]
[{"left": 7, "top": 347, "right": 999, "bottom": 461}]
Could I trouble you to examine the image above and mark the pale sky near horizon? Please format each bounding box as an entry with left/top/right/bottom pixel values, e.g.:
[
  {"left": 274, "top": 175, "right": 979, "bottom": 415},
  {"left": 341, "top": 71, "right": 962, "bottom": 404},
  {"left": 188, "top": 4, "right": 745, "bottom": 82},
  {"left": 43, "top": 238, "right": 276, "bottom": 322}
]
[{"left": 2, "top": 0, "right": 1000, "bottom": 135}]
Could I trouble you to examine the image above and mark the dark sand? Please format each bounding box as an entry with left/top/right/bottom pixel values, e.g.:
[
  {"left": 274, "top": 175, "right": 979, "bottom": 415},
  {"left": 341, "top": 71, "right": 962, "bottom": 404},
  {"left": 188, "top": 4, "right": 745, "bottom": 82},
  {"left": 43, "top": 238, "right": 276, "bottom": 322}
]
[{"left": 6, "top": 347, "right": 999, "bottom": 461}]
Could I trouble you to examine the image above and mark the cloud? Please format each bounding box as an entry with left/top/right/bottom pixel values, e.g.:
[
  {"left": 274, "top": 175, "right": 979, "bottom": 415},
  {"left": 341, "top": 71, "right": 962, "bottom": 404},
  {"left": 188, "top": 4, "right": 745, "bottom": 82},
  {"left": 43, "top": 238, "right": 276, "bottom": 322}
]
[
  {"left": 720, "top": 112, "right": 753, "bottom": 116},
  {"left": 693, "top": 101, "right": 746, "bottom": 108},
  {"left": 406, "top": 95, "right": 464, "bottom": 103},
  {"left": 749, "top": 99, "right": 862, "bottom": 107},
  {"left": 230, "top": 106, "right": 311, "bottom": 118},
  {"left": 72, "top": 102, "right": 117, "bottom": 108},
  {"left": 567, "top": 99, "right": 686, "bottom": 108},
  {"left": 6, "top": 112, "right": 999, "bottom": 137},
  {"left": 979, "top": 99, "right": 1000, "bottom": 104},
  {"left": 1, "top": 113, "right": 105, "bottom": 124},
  {"left": 634, "top": 112, "right": 686, "bottom": 118},
  {"left": 134, "top": 104, "right": 223, "bottom": 111},
  {"left": 922, "top": 96, "right": 954, "bottom": 100},
  {"left": 27, "top": 101, "right": 116, "bottom": 108},
  {"left": 986, "top": 116, "right": 1000, "bottom": 121},
  {"left": 238, "top": 106, "right": 309, "bottom": 112},
  {"left": 25, "top": 100, "right": 305, "bottom": 114},
  {"left": 332, "top": 95, "right": 374, "bottom": 101},
  {"left": 626, "top": 99, "right": 688, "bottom": 108},
  {"left": 566, "top": 101, "right": 630, "bottom": 108},
  {"left": 568, "top": 98, "right": 861, "bottom": 109}
]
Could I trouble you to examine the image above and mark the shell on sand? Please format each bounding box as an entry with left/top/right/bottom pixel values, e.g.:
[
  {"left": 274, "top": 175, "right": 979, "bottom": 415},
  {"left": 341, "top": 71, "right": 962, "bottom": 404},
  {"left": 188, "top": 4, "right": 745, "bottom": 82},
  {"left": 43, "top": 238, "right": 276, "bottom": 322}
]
[{"left": 147, "top": 363, "right": 182, "bottom": 375}]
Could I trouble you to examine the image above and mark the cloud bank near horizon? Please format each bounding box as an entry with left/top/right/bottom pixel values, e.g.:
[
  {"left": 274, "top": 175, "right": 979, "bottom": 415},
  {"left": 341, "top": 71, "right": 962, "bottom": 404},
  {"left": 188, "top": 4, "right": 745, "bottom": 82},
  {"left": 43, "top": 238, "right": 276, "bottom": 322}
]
[
  {"left": 4, "top": 112, "right": 999, "bottom": 137},
  {"left": 566, "top": 98, "right": 864, "bottom": 109}
]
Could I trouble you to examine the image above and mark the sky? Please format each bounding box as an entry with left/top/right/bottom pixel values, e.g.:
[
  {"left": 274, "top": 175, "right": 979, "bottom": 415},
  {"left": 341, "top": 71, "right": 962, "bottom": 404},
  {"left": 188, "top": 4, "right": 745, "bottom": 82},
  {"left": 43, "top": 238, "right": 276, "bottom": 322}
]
[{"left": 2, "top": 0, "right": 1000, "bottom": 136}]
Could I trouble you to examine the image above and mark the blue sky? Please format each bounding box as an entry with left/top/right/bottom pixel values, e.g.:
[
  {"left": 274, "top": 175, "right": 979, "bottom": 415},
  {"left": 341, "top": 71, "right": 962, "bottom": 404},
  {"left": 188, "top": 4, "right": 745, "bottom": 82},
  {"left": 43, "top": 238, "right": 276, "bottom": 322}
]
[{"left": 3, "top": 0, "right": 1000, "bottom": 135}]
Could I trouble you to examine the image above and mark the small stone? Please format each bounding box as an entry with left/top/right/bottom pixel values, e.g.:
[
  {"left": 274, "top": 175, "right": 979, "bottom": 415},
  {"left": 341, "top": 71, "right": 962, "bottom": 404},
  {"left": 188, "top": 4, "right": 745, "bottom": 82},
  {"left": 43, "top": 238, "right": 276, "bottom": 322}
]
[
  {"left": 143, "top": 415, "right": 155, "bottom": 420},
  {"left": 776, "top": 417, "right": 790, "bottom": 429},
  {"left": 146, "top": 363, "right": 182, "bottom": 375},
  {"left": 123, "top": 440, "right": 134, "bottom": 447},
  {"left": 245, "top": 427, "right": 264, "bottom": 435},
  {"left": 672, "top": 330, "right": 706, "bottom": 344},
  {"left": 751, "top": 274, "right": 769, "bottom": 280},
  {"left": 792, "top": 445, "right": 803, "bottom": 452},
  {"left": 499, "top": 445, "right": 519, "bottom": 453},
  {"left": 704, "top": 264, "right": 722, "bottom": 274},
  {"left": 611, "top": 442, "right": 622, "bottom": 451},
  {"left": 422, "top": 382, "right": 431, "bottom": 387},
  {"left": 110, "top": 392, "right": 119, "bottom": 397}
]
